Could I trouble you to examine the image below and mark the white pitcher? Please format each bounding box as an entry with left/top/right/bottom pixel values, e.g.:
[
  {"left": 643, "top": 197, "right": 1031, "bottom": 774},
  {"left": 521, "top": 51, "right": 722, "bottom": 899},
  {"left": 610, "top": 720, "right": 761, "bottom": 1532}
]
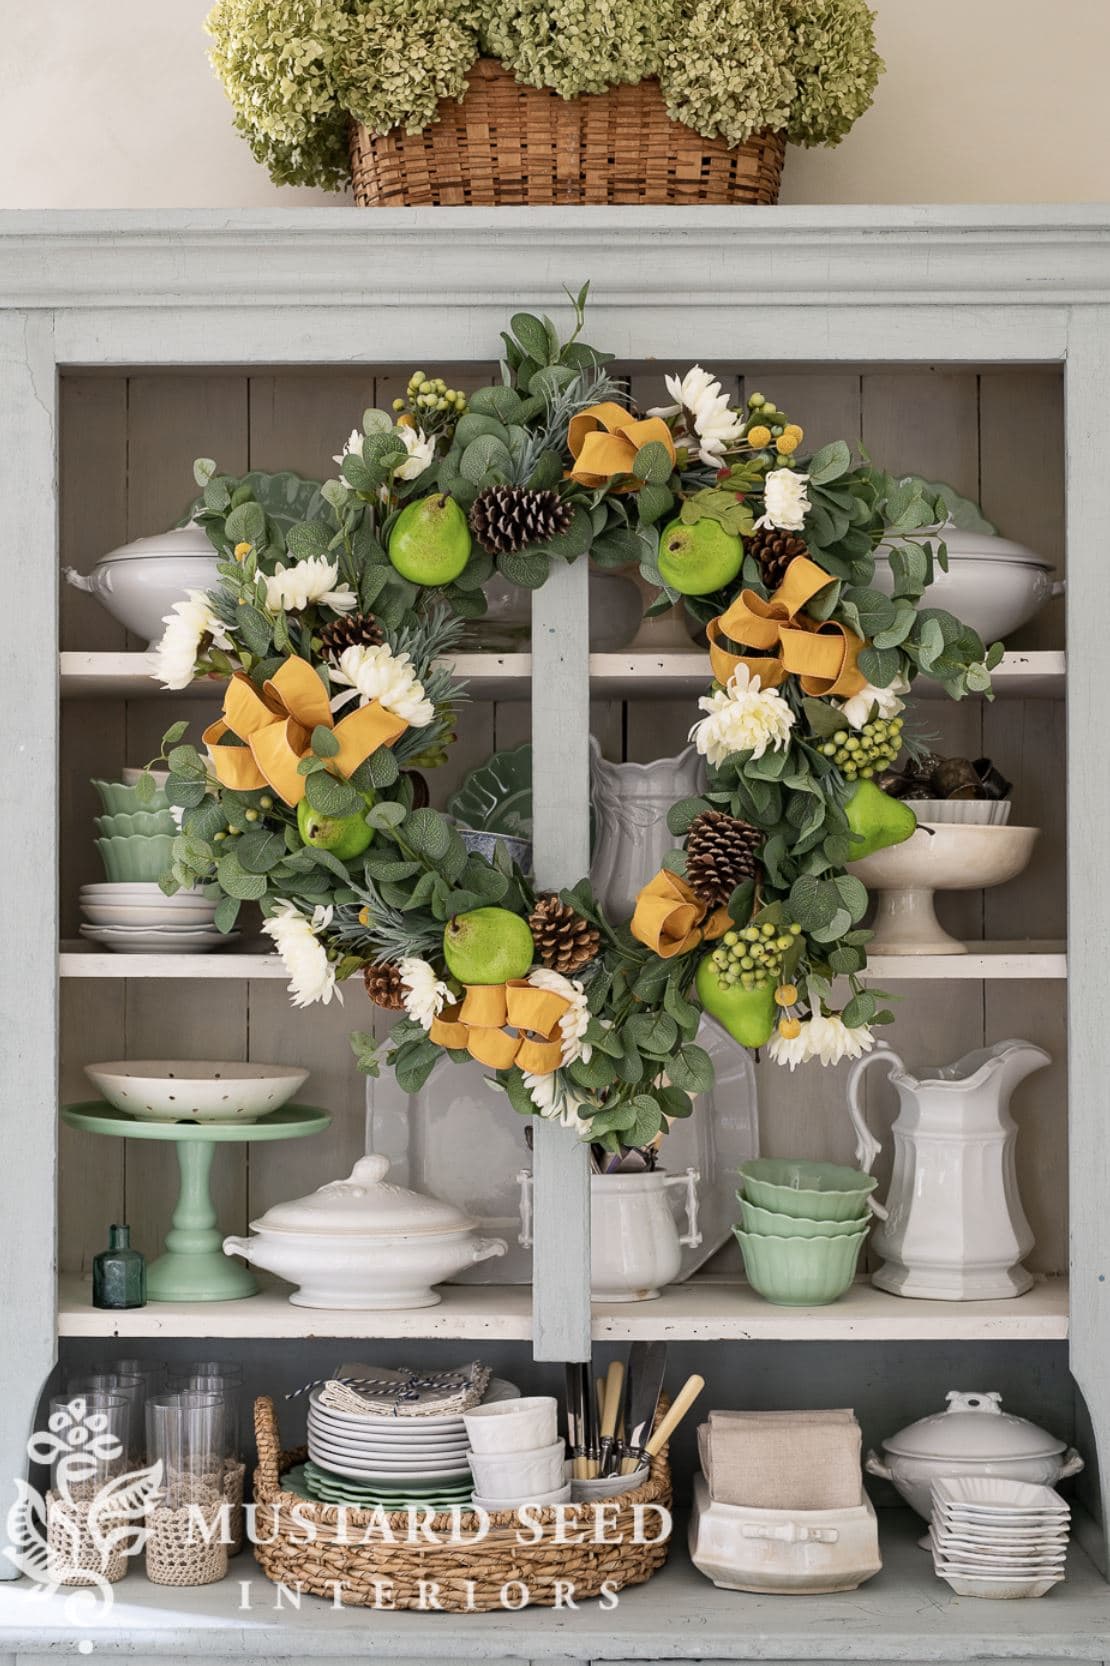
[
  {"left": 845, "top": 1040, "right": 1050, "bottom": 1300},
  {"left": 589, "top": 739, "right": 705, "bottom": 922}
]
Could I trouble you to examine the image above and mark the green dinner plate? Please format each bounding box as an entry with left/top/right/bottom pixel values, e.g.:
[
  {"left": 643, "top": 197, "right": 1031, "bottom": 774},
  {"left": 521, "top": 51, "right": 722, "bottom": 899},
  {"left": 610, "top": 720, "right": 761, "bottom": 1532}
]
[{"left": 297, "top": 1461, "right": 473, "bottom": 1509}]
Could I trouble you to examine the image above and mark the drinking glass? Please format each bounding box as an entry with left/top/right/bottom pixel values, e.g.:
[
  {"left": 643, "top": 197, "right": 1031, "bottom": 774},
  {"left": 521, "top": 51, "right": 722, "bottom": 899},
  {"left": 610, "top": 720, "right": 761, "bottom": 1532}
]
[
  {"left": 67, "top": 1371, "right": 145, "bottom": 1466},
  {"left": 48, "top": 1391, "right": 128, "bottom": 1497},
  {"left": 145, "top": 1392, "right": 227, "bottom": 1509}
]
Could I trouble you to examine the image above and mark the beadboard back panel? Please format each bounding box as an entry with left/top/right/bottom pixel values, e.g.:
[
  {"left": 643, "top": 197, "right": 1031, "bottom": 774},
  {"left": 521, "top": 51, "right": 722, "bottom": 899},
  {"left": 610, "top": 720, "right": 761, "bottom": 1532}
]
[{"left": 57, "top": 362, "right": 1067, "bottom": 1278}]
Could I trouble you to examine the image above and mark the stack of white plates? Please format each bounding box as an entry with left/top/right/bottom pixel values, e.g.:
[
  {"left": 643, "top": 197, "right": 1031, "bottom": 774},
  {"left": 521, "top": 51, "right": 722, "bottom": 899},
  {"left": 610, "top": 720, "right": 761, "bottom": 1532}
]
[
  {"left": 79, "top": 883, "right": 236, "bottom": 954},
  {"left": 930, "top": 1476, "right": 1069, "bottom": 1598},
  {"left": 306, "top": 1378, "right": 519, "bottom": 1487}
]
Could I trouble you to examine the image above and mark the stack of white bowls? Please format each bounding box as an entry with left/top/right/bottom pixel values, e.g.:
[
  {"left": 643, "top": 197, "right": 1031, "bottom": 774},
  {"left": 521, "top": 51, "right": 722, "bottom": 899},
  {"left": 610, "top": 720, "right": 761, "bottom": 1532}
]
[
  {"left": 79, "top": 882, "right": 233, "bottom": 954},
  {"left": 929, "top": 1476, "right": 1069, "bottom": 1598},
  {"left": 463, "top": 1396, "right": 569, "bottom": 1511}
]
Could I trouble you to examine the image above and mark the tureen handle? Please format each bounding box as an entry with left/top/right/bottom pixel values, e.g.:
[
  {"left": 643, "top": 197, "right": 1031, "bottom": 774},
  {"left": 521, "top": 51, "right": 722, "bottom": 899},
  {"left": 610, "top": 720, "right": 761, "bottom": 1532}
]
[
  {"left": 516, "top": 1169, "right": 533, "bottom": 1249},
  {"left": 665, "top": 1167, "right": 702, "bottom": 1249},
  {"left": 468, "top": 1237, "right": 508, "bottom": 1266},
  {"left": 864, "top": 1450, "right": 892, "bottom": 1480},
  {"left": 63, "top": 566, "right": 98, "bottom": 594},
  {"left": 1059, "top": 1448, "right": 1085, "bottom": 1479},
  {"left": 845, "top": 1047, "right": 902, "bottom": 1220}
]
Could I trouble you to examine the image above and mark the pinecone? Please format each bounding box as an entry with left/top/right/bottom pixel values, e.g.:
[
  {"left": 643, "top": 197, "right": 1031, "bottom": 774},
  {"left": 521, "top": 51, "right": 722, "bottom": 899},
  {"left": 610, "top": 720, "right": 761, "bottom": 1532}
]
[
  {"left": 685, "top": 810, "right": 764, "bottom": 909},
  {"left": 469, "top": 487, "right": 573, "bottom": 556},
  {"left": 529, "top": 894, "right": 601, "bottom": 976},
  {"left": 748, "top": 527, "right": 810, "bottom": 592},
  {"left": 363, "top": 961, "right": 406, "bottom": 1011},
  {"left": 318, "top": 612, "right": 384, "bottom": 663}
]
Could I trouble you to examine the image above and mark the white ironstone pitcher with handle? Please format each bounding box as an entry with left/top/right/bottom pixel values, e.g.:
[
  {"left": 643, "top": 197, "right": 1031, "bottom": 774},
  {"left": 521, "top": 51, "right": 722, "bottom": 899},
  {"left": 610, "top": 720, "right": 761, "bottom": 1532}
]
[{"left": 845, "top": 1040, "right": 1050, "bottom": 1300}]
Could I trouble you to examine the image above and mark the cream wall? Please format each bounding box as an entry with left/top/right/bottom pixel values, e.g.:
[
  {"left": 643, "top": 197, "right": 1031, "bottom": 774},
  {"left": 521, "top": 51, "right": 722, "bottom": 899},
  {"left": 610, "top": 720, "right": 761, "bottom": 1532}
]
[{"left": 3, "top": 0, "right": 1109, "bottom": 209}]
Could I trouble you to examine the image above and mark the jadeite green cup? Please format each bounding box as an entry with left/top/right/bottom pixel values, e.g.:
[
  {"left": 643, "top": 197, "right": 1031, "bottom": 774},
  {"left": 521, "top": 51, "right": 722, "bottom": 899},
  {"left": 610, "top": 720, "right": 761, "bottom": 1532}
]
[
  {"left": 95, "top": 834, "right": 177, "bottom": 883},
  {"left": 737, "top": 1197, "right": 871, "bottom": 1239},
  {"left": 734, "top": 1225, "right": 870, "bottom": 1306},
  {"left": 738, "top": 1158, "right": 878, "bottom": 1222}
]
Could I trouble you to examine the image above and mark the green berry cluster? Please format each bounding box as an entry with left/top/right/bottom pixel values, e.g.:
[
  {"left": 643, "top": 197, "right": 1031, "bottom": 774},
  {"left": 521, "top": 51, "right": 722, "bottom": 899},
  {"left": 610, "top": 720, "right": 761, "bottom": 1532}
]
[
  {"left": 820, "top": 716, "right": 904, "bottom": 781},
  {"left": 394, "top": 373, "right": 467, "bottom": 423},
  {"left": 709, "top": 920, "right": 802, "bottom": 990}
]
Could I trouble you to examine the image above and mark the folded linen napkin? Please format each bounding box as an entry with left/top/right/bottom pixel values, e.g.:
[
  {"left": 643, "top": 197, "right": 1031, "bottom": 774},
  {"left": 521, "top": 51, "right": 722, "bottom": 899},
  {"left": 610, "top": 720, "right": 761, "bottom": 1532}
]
[
  {"left": 698, "top": 1408, "right": 862, "bottom": 1510},
  {"left": 315, "top": 1361, "right": 492, "bottom": 1418}
]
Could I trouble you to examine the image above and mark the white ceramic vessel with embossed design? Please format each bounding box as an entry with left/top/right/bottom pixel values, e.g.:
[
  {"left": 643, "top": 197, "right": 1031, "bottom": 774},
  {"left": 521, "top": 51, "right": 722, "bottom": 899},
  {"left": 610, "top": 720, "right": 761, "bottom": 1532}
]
[{"left": 588, "top": 739, "right": 705, "bottom": 924}]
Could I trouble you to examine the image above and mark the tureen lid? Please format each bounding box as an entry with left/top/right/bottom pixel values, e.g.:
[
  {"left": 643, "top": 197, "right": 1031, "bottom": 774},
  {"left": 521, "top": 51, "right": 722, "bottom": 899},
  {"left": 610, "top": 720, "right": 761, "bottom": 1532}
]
[
  {"left": 882, "top": 1392, "right": 1065, "bottom": 1461},
  {"left": 99, "top": 526, "right": 216, "bottom": 563},
  {"left": 249, "top": 1154, "right": 478, "bottom": 1238}
]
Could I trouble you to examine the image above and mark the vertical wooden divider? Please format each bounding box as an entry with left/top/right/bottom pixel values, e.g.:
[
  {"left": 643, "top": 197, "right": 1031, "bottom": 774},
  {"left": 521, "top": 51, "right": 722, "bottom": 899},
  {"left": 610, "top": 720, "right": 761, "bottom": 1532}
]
[{"left": 530, "top": 558, "right": 592, "bottom": 1361}]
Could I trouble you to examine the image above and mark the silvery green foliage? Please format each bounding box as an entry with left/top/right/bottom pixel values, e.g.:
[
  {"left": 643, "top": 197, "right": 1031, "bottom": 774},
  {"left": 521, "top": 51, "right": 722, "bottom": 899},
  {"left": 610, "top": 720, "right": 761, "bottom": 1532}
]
[{"left": 479, "top": 0, "right": 663, "bottom": 101}]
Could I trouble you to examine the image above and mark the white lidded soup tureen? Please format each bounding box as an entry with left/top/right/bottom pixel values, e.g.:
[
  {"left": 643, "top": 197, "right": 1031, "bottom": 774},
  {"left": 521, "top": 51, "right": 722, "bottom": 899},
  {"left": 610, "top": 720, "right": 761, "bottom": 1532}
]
[
  {"left": 222, "top": 1154, "right": 507, "bottom": 1309},
  {"left": 866, "top": 1391, "right": 1083, "bottom": 1520}
]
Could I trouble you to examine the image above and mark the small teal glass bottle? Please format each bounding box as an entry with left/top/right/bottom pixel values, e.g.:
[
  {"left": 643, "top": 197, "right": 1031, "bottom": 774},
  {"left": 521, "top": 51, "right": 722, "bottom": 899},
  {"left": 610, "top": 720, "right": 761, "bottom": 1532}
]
[{"left": 92, "top": 1224, "right": 147, "bottom": 1309}]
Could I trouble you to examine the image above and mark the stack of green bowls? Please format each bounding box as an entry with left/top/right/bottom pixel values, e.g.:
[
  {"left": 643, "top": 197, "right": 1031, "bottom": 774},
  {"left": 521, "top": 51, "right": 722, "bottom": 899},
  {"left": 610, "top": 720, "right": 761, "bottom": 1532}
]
[
  {"left": 734, "top": 1159, "right": 876, "bottom": 1307},
  {"left": 92, "top": 774, "right": 177, "bottom": 880}
]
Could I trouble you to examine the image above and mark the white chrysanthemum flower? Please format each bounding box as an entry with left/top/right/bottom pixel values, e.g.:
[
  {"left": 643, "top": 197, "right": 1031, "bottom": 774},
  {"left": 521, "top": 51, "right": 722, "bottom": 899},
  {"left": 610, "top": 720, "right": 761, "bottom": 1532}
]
[
  {"left": 398, "top": 956, "right": 450, "bottom": 1031},
  {"left": 330, "top": 642, "right": 436, "bottom": 727},
  {"left": 527, "top": 967, "right": 591, "bottom": 1066},
  {"left": 836, "top": 672, "right": 910, "bottom": 731},
  {"left": 523, "top": 1068, "right": 589, "bottom": 1130},
  {"left": 151, "top": 591, "right": 235, "bottom": 690},
  {"left": 650, "top": 365, "right": 745, "bottom": 468},
  {"left": 756, "top": 468, "right": 811, "bottom": 532},
  {"left": 690, "top": 664, "right": 796, "bottom": 766},
  {"left": 807, "top": 1010, "right": 876, "bottom": 1067},
  {"left": 393, "top": 425, "right": 436, "bottom": 482},
  {"left": 262, "top": 901, "right": 339, "bottom": 1009},
  {"left": 263, "top": 556, "right": 357, "bottom": 615},
  {"left": 333, "top": 427, "right": 362, "bottom": 467},
  {"left": 767, "top": 1022, "right": 812, "bottom": 1071}
]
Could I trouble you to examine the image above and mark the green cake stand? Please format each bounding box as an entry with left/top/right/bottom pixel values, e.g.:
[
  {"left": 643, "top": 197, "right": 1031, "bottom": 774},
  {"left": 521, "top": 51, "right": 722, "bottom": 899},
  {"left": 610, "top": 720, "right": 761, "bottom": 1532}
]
[{"left": 62, "top": 1102, "right": 331, "bottom": 1302}]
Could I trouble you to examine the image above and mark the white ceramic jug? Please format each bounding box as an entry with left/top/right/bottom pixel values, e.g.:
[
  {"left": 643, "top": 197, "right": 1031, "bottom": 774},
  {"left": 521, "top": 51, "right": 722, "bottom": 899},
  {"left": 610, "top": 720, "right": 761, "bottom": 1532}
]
[
  {"left": 845, "top": 1040, "right": 1050, "bottom": 1300},
  {"left": 588, "top": 740, "right": 705, "bottom": 922},
  {"left": 518, "top": 1167, "right": 701, "bottom": 1302}
]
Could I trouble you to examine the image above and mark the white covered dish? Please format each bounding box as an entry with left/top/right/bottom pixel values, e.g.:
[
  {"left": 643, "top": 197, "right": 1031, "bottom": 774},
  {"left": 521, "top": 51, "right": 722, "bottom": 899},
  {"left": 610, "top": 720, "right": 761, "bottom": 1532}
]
[
  {"left": 688, "top": 1474, "right": 882, "bottom": 1594},
  {"left": 64, "top": 525, "right": 220, "bottom": 644},
  {"left": 223, "top": 1154, "right": 507, "bottom": 1309},
  {"left": 866, "top": 1391, "right": 1082, "bottom": 1519},
  {"left": 872, "top": 528, "right": 1058, "bottom": 644}
]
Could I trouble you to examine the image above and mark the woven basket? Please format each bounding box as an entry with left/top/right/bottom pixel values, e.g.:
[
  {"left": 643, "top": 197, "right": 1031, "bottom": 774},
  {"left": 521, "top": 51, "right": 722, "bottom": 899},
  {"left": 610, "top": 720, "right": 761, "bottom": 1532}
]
[
  {"left": 251, "top": 1394, "right": 672, "bottom": 1611},
  {"left": 350, "top": 59, "right": 784, "bottom": 207}
]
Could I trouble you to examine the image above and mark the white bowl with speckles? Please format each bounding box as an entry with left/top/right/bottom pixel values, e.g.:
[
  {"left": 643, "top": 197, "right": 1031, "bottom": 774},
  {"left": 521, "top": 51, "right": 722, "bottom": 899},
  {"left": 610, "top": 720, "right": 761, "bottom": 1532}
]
[{"left": 83, "top": 1060, "right": 308, "bottom": 1124}]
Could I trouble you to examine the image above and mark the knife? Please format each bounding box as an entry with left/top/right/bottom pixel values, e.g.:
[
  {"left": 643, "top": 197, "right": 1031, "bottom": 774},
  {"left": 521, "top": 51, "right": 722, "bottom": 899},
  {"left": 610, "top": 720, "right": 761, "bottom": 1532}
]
[
  {"left": 598, "top": 1359, "right": 624, "bottom": 1478},
  {"left": 620, "top": 1340, "right": 667, "bottom": 1475},
  {"left": 565, "top": 1362, "right": 588, "bottom": 1481}
]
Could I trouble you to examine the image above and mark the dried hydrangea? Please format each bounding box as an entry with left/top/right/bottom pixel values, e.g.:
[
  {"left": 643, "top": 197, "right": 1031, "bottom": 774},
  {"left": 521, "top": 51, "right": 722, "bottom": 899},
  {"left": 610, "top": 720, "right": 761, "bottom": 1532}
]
[
  {"left": 480, "top": 0, "right": 663, "bottom": 102},
  {"left": 784, "top": 0, "right": 883, "bottom": 147},
  {"left": 206, "top": 0, "right": 355, "bottom": 189},
  {"left": 658, "top": 0, "right": 796, "bottom": 149},
  {"left": 337, "top": 0, "right": 480, "bottom": 137}
]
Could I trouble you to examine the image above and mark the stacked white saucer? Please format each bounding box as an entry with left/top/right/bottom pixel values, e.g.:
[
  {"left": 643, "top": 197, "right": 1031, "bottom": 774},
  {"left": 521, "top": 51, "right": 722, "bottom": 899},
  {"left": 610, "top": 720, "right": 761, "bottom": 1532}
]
[
  {"left": 307, "top": 1377, "right": 519, "bottom": 1489},
  {"left": 79, "top": 883, "right": 237, "bottom": 954},
  {"left": 929, "top": 1476, "right": 1069, "bottom": 1598}
]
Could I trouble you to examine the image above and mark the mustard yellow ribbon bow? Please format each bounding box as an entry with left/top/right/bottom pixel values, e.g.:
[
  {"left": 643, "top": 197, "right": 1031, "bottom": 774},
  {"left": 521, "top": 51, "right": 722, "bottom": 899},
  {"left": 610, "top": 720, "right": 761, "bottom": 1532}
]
[
  {"left": 567, "top": 402, "right": 676, "bottom": 490},
  {"left": 706, "top": 555, "right": 867, "bottom": 699},
  {"left": 201, "top": 656, "right": 406, "bottom": 807},
  {"left": 429, "top": 981, "right": 571, "bottom": 1075},
  {"left": 631, "top": 870, "right": 731, "bottom": 960}
]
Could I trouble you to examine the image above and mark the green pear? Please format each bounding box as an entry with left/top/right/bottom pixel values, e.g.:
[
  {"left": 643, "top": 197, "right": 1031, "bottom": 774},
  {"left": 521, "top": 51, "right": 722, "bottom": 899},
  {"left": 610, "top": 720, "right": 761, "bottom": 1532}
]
[
  {"left": 297, "top": 793, "right": 375, "bottom": 861},
  {"left": 657, "top": 518, "right": 743, "bottom": 596},
  {"left": 388, "top": 493, "right": 471, "bottom": 586},
  {"left": 695, "top": 953, "right": 777, "bottom": 1048},
  {"left": 844, "top": 780, "right": 917, "bottom": 860},
  {"left": 443, "top": 907, "right": 534, "bottom": 985}
]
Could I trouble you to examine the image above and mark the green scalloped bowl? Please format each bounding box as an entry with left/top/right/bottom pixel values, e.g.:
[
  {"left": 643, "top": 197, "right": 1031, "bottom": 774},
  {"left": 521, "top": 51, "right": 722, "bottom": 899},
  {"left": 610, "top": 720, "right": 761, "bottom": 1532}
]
[
  {"left": 735, "top": 1225, "right": 869, "bottom": 1306},
  {"left": 738, "top": 1159, "right": 878, "bottom": 1222},
  {"left": 737, "top": 1197, "right": 871, "bottom": 1239},
  {"left": 95, "top": 810, "right": 178, "bottom": 838},
  {"left": 92, "top": 778, "right": 169, "bottom": 815},
  {"left": 95, "top": 834, "right": 176, "bottom": 882}
]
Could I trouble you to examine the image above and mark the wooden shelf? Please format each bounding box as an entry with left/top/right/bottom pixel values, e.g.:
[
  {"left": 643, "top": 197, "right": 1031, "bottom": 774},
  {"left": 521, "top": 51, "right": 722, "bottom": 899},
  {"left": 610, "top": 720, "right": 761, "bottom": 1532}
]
[
  {"left": 60, "top": 648, "right": 1066, "bottom": 703},
  {"left": 0, "top": 1508, "right": 1106, "bottom": 1655},
  {"left": 58, "top": 940, "right": 1067, "bottom": 980},
  {"left": 57, "top": 1273, "right": 1067, "bottom": 1341}
]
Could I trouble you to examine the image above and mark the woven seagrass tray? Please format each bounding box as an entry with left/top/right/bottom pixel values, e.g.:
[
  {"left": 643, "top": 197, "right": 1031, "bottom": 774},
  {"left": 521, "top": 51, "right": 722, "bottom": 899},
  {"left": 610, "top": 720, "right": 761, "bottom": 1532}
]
[
  {"left": 251, "top": 1393, "right": 673, "bottom": 1611},
  {"left": 350, "top": 59, "right": 785, "bottom": 207}
]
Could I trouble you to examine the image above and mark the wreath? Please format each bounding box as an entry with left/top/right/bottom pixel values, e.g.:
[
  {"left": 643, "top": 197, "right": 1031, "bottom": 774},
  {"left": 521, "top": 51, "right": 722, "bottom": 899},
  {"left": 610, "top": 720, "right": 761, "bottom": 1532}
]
[{"left": 152, "top": 286, "right": 998, "bottom": 1155}]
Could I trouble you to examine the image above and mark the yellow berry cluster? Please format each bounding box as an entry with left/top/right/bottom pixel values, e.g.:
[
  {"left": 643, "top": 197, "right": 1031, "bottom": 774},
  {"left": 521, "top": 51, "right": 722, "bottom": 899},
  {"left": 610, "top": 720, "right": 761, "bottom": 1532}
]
[
  {"left": 709, "top": 920, "right": 802, "bottom": 991},
  {"left": 395, "top": 372, "right": 467, "bottom": 420},
  {"left": 743, "top": 391, "right": 804, "bottom": 457}
]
